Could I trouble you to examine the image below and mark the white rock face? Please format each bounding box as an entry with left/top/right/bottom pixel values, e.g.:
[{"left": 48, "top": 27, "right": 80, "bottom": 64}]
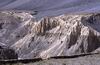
[{"left": 0, "top": 12, "right": 100, "bottom": 59}]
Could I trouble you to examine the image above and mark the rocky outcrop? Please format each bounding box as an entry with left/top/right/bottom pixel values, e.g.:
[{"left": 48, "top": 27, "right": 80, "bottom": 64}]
[
  {"left": 0, "top": 44, "right": 18, "bottom": 60},
  {"left": 0, "top": 12, "right": 100, "bottom": 59},
  {"left": 33, "top": 17, "right": 60, "bottom": 35}
]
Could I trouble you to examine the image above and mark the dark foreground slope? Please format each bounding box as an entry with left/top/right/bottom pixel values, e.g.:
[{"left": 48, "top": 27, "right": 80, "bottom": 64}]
[{"left": 0, "top": 53, "right": 100, "bottom": 65}]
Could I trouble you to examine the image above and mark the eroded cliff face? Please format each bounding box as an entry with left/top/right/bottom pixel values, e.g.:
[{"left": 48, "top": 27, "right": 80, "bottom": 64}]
[{"left": 0, "top": 12, "right": 100, "bottom": 59}]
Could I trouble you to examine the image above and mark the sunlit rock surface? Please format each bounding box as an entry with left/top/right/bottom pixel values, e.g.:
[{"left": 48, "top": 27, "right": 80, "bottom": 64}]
[{"left": 0, "top": 12, "right": 100, "bottom": 60}]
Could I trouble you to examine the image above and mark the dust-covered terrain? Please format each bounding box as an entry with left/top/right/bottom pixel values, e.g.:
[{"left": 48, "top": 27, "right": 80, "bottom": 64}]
[{"left": 1, "top": 53, "right": 100, "bottom": 65}]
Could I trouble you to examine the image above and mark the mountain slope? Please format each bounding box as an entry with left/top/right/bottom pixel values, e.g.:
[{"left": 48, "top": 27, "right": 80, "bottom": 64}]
[
  {"left": 0, "top": 12, "right": 100, "bottom": 59},
  {"left": 1, "top": 0, "right": 100, "bottom": 18}
]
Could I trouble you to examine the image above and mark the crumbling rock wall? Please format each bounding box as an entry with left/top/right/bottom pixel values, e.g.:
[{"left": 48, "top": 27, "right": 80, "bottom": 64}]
[{"left": 33, "top": 17, "right": 60, "bottom": 35}]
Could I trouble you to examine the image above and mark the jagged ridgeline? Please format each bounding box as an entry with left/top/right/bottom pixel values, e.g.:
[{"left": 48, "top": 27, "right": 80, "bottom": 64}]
[{"left": 0, "top": 12, "right": 100, "bottom": 65}]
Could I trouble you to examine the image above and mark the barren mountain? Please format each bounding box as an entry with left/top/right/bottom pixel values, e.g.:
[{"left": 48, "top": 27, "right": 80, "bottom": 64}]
[{"left": 0, "top": 12, "right": 100, "bottom": 60}]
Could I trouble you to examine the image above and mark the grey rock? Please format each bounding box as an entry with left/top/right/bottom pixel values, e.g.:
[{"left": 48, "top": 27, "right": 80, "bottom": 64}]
[
  {"left": 0, "top": 12, "right": 100, "bottom": 59},
  {"left": 0, "top": 45, "right": 18, "bottom": 60}
]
